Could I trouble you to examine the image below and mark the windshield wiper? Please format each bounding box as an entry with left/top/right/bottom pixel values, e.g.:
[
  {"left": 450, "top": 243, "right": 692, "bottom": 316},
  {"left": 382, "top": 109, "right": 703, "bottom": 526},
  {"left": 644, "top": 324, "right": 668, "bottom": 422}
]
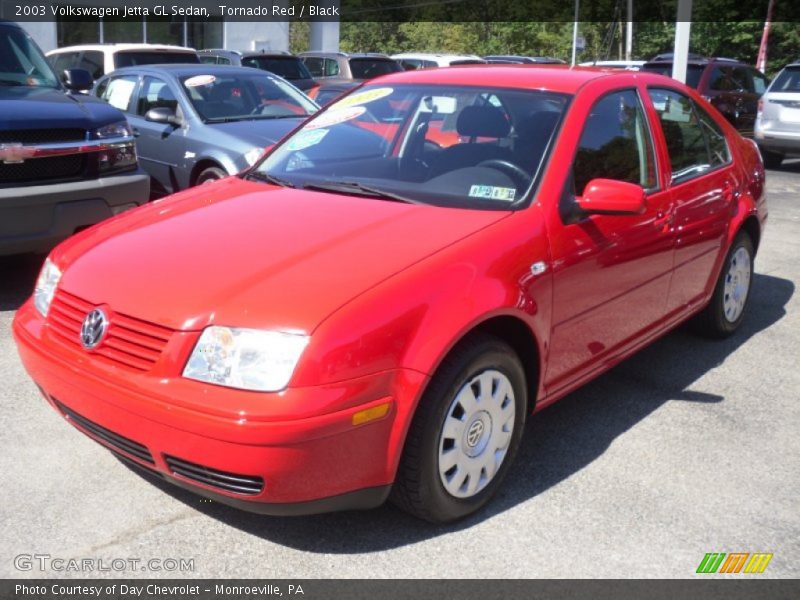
[
  {"left": 245, "top": 171, "right": 296, "bottom": 188},
  {"left": 207, "top": 114, "right": 303, "bottom": 123},
  {"left": 302, "top": 181, "right": 425, "bottom": 205}
]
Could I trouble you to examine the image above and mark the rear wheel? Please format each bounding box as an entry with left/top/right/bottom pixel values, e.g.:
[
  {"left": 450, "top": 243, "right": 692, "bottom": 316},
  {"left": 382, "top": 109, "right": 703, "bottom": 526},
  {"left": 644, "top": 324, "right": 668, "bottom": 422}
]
[
  {"left": 693, "top": 232, "right": 754, "bottom": 338},
  {"left": 761, "top": 149, "right": 783, "bottom": 169},
  {"left": 391, "top": 333, "right": 527, "bottom": 523}
]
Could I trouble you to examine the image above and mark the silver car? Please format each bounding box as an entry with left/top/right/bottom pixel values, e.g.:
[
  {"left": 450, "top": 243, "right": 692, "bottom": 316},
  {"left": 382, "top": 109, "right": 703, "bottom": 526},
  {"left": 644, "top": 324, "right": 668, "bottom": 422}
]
[{"left": 755, "top": 61, "right": 800, "bottom": 168}]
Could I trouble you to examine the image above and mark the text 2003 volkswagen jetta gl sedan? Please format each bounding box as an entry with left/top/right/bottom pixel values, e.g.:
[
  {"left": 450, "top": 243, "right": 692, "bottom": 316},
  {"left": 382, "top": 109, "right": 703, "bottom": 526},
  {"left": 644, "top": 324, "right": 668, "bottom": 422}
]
[{"left": 14, "top": 66, "right": 767, "bottom": 522}]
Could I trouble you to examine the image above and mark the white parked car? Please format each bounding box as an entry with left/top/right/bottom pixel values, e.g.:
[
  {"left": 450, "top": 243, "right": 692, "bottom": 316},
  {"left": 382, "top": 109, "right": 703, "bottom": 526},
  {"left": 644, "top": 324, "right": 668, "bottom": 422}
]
[
  {"left": 391, "top": 53, "right": 487, "bottom": 70},
  {"left": 579, "top": 60, "right": 646, "bottom": 70},
  {"left": 755, "top": 60, "right": 800, "bottom": 168},
  {"left": 47, "top": 44, "right": 200, "bottom": 81}
]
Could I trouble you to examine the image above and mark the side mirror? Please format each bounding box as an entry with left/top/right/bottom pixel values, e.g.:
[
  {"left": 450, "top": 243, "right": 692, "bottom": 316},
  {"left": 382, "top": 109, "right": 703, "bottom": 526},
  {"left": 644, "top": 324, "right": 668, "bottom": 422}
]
[
  {"left": 576, "top": 178, "right": 645, "bottom": 215},
  {"left": 145, "top": 107, "right": 182, "bottom": 127},
  {"left": 63, "top": 68, "right": 93, "bottom": 92}
]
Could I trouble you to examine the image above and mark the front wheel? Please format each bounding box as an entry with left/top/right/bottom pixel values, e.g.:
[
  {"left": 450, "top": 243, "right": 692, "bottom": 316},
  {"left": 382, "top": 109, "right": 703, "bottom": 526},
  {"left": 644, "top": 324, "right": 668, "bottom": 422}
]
[
  {"left": 391, "top": 333, "right": 527, "bottom": 523},
  {"left": 693, "top": 232, "right": 754, "bottom": 338},
  {"left": 195, "top": 165, "right": 227, "bottom": 185}
]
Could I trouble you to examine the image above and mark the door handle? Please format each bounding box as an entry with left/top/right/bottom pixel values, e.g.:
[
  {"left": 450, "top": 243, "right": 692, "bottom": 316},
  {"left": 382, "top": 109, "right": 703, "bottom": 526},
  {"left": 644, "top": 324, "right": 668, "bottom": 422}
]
[
  {"left": 654, "top": 206, "right": 674, "bottom": 230},
  {"left": 131, "top": 127, "right": 140, "bottom": 138}
]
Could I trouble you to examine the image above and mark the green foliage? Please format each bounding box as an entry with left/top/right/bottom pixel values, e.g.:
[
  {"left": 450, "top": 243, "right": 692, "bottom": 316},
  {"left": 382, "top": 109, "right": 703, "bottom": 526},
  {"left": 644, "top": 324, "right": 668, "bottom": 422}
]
[{"left": 289, "top": 20, "right": 800, "bottom": 75}]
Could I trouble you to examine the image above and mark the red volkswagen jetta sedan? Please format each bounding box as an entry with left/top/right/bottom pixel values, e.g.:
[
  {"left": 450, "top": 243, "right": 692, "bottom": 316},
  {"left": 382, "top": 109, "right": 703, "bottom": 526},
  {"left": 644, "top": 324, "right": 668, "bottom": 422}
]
[{"left": 14, "top": 66, "right": 767, "bottom": 523}]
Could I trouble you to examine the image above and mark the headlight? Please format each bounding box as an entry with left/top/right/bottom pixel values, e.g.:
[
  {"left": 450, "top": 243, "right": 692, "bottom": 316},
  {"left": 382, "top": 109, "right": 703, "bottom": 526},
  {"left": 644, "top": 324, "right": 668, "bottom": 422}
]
[
  {"left": 183, "top": 326, "right": 309, "bottom": 392},
  {"left": 244, "top": 147, "right": 264, "bottom": 167},
  {"left": 33, "top": 258, "right": 62, "bottom": 317},
  {"left": 90, "top": 120, "right": 133, "bottom": 140}
]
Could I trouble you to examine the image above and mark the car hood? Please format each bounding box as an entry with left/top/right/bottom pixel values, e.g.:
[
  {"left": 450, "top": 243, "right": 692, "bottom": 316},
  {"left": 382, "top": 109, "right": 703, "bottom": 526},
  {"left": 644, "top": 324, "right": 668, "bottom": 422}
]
[
  {"left": 0, "top": 86, "right": 123, "bottom": 130},
  {"left": 55, "top": 177, "right": 508, "bottom": 333},
  {"left": 208, "top": 118, "right": 306, "bottom": 148}
]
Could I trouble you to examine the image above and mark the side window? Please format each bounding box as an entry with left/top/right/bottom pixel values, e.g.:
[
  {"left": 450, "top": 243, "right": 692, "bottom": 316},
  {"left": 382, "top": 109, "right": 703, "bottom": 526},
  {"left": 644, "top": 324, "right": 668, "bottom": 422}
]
[
  {"left": 709, "top": 67, "right": 735, "bottom": 91},
  {"left": 137, "top": 76, "right": 178, "bottom": 116},
  {"left": 78, "top": 51, "right": 104, "bottom": 80},
  {"left": 695, "top": 104, "right": 731, "bottom": 167},
  {"left": 199, "top": 55, "right": 217, "bottom": 64},
  {"left": 303, "top": 57, "right": 323, "bottom": 77},
  {"left": 217, "top": 56, "right": 231, "bottom": 65},
  {"left": 750, "top": 69, "right": 768, "bottom": 95},
  {"left": 649, "top": 88, "right": 723, "bottom": 182},
  {"left": 572, "top": 90, "right": 657, "bottom": 196},
  {"left": 731, "top": 67, "right": 751, "bottom": 93},
  {"left": 98, "top": 75, "right": 138, "bottom": 112},
  {"left": 324, "top": 58, "right": 340, "bottom": 77}
]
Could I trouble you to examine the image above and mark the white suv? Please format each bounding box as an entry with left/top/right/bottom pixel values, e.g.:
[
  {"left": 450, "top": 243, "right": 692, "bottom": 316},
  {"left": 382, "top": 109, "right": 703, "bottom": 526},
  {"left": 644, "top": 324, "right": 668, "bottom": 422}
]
[
  {"left": 755, "top": 61, "right": 800, "bottom": 168},
  {"left": 391, "top": 53, "right": 486, "bottom": 70},
  {"left": 47, "top": 44, "right": 199, "bottom": 82}
]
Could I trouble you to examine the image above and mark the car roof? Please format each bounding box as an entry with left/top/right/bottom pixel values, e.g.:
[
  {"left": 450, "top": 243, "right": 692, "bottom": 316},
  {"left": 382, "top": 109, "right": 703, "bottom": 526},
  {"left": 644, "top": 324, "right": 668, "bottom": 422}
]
[
  {"left": 368, "top": 64, "right": 626, "bottom": 94},
  {"left": 392, "top": 53, "right": 483, "bottom": 61},
  {"left": 644, "top": 56, "right": 747, "bottom": 67},
  {"left": 200, "top": 49, "right": 298, "bottom": 58},
  {"left": 299, "top": 51, "right": 392, "bottom": 59},
  {"left": 107, "top": 64, "right": 278, "bottom": 77},
  {"left": 48, "top": 43, "right": 197, "bottom": 54}
]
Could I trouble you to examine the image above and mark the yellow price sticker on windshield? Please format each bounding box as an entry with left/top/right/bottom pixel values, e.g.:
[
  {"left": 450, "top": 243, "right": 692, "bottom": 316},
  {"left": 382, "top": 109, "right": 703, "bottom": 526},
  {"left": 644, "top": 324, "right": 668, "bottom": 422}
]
[{"left": 334, "top": 87, "right": 393, "bottom": 109}]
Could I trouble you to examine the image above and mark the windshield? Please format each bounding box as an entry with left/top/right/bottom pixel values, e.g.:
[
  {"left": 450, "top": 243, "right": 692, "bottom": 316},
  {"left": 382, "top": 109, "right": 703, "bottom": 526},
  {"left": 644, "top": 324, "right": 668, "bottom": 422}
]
[
  {"left": 254, "top": 84, "right": 569, "bottom": 209},
  {"left": 349, "top": 58, "right": 403, "bottom": 80},
  {"left": 114, "top": 51, "right": 200, "bottom": 69},
  {"left": 181, "top": 72, "right": 317, "bottom": 122},
  {"left": 771, "top": 66, "right": 800, "bottom": 92},
  {"left": 241, "top": 56, "right": 313, "bottom": 81},
  {"left": 641, "top": 63, "right": 704, "bottom": 89},
  {"left": 0, "top": 26, "right": 60, "bottom": 88}
]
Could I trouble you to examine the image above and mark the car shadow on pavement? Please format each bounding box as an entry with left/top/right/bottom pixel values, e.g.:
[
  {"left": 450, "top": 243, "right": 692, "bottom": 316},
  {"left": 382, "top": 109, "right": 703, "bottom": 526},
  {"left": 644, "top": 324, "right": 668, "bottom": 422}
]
[
  {"left": 0, "top": 254, "right": 43, "bottom": 312},
  {"left": 121, "top": 271, "right": 794, "bottom": 553}
]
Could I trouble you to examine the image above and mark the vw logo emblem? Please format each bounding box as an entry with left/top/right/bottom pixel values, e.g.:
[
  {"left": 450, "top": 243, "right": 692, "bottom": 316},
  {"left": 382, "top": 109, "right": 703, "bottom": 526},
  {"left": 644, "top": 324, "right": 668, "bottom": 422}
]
[
  {"left": 80, "top": 309, "right": 108, "bottom": 349},
  {"left": 466, "top": 420, "right": 485, "bottom": 448}
]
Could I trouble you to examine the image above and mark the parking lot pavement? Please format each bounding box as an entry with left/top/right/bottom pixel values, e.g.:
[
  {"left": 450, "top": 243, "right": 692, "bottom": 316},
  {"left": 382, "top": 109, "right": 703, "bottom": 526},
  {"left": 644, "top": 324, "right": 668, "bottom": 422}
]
[{"left": 1, "top": 163, "right": 798, "bottom": 580}]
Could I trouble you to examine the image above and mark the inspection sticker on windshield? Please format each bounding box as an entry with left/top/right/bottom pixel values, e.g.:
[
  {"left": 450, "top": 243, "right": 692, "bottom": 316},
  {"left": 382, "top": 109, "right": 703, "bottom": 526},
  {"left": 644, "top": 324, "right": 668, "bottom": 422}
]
[
  {"left": 469, "top": 185, "right": 516, "bottom": 201},
  {"left": 304, "top": 106, "right": 366, "bottom": 130},
  {"left": 334, "top": 87, "right": 393, "bottom": 109},
  {"left": 184, "top": 75, "right": 216, "bottom": 87},
  {"left": 286, "top": 128, "right": 329, "bottom": 151}
]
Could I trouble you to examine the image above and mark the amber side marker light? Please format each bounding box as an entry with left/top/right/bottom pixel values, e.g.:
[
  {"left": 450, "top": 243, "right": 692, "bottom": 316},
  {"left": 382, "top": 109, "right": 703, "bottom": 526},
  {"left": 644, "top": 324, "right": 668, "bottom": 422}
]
[{"left": 352, "top": 402, "right": 392, "bottom": 426}]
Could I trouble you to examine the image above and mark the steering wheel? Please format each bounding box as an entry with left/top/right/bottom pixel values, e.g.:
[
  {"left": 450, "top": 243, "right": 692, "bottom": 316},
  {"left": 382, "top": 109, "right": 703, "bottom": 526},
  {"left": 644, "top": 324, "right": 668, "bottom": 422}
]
[{"left": 476, "top": 159, "right": 531, "bottom": 186}]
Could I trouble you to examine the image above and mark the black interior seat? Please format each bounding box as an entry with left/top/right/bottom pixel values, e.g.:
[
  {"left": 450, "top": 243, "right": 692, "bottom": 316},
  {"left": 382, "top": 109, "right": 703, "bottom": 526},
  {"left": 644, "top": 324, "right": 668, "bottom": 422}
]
[{"left": 428, "top": 105, "right": 513, "bottom": 176}]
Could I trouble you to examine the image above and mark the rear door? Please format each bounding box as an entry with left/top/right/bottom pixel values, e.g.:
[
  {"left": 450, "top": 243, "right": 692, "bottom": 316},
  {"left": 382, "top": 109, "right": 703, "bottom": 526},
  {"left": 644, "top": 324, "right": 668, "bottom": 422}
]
[
  {"left": 646, "top": 87, "right": 733, "bottom": 313},
  {"left": 546, "top": 88, "right": 675, "bottom": 392}
]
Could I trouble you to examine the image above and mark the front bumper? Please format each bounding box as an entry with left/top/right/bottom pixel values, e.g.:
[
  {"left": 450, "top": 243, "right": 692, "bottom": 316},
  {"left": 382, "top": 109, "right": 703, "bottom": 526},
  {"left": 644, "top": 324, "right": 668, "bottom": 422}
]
[
  {"left": 0, "top": 170, "right": 150, "bottom": 256},
  {"left": 13, "top": 300, "right": 427, "bottom": 514}
]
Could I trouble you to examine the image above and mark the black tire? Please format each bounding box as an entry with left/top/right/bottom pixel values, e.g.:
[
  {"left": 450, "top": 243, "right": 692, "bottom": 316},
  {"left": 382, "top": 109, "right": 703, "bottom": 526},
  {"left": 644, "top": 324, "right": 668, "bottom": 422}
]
[
  {"left": 195, "top": 166, "right": 227, "bottom": 185},
  {"left": 761, "top": 149, "right": 783, "bottom": 169},
  {"left": 692, "top": 232, "right": 755, "bottom": 338},
  {"left": 391, "top": 332, "right": 527, "bottom": 523}
]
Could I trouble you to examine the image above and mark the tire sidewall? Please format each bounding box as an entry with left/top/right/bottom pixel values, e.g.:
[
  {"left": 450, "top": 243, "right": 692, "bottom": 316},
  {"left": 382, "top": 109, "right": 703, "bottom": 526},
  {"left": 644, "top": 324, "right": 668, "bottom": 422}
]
[
  {"left": 712, "top": 234, "right": 755, "bottom": 335},
  {"left": 416, "top": 341, "right": 527, "bottom": 522}
]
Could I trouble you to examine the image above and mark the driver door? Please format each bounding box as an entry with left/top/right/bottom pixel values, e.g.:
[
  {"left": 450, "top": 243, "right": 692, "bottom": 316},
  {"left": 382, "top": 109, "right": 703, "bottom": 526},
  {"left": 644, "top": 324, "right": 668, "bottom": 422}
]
[
  {"left": 545, "top": 89, "right": 675, "bottom": 394},
  {"left": 128, "top": 75, "right": 186, "bottom": 195}
]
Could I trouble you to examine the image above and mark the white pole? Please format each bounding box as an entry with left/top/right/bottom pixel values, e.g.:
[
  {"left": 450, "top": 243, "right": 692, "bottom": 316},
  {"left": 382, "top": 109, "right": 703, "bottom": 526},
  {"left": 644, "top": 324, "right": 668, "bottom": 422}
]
[
  {"left": 671, "top": 0, "right": 692, "bottom": 83},
  {"left": 571, "top": 0, "right": 580, "bottom": 66},
  {"left": 625, "top": 0, "right": 633, "bottom": 61}
]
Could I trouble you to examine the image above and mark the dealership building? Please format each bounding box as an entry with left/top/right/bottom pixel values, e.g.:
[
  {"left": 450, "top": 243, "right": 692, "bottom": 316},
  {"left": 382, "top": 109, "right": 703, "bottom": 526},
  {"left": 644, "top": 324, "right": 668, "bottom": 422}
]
[{"left": 9, "top": 10, "right": 340, "bottom": 54}]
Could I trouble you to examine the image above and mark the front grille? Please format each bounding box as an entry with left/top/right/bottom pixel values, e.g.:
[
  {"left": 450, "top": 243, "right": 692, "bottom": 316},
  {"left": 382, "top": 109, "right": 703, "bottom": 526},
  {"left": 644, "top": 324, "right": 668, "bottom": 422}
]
[
  {"left": 48, "top": 290, "right": 173, "bottom": 372},
  {"left": 0, "top": 129, "right": 86, "bottom": 144},
  {"left": 0, "top": 154, "right": 86, "bottom": 184},
  {"left": 165, "top": 455, "right": 264, "bottom": 496},
  {"left": 56, "top": 400, "right": 155, "bottom": 465}
]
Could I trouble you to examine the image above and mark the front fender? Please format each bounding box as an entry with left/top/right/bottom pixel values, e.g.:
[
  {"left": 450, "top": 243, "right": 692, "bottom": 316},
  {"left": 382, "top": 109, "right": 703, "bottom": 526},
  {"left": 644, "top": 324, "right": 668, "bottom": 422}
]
[{"left": 292, "top": 207, "right": 552, "bottom": 397}]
